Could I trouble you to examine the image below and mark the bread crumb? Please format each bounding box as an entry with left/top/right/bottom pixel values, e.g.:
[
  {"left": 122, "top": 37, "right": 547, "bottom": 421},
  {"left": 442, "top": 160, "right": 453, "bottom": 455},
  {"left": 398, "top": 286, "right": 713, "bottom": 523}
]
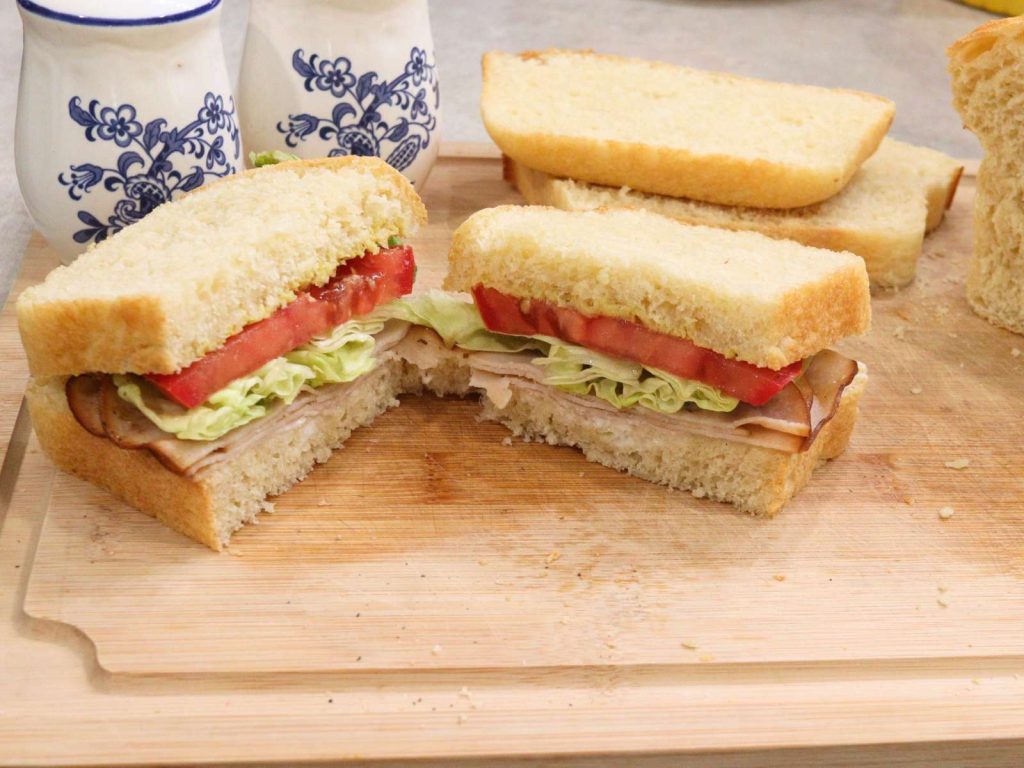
[
  {"left": 605, "top": 640, "right": 617, "bottom": 649},
  {"left": 944, "top": 458, "right": 970, "bottom": 470},
  {"left": 938, "top": 506, "right": 955, "bottom": 520},
  {"left": 691, "top": 487, "right": 707, "bottom": 499},
  {"left": 937, "top": 584, "right": 948, "bottom": 593},
  {"left": 772, "top": 574, "right": 786, "bottom": 582},
  {"left": 948, "top": 332, "right": 959, "bottom": 339},
  {"left": 459, "top": 687, "right": 472, "bottom": 699},
  {"left": 431, "top": 644, "right": 443, "bottom": 656},
  {"left": 229, "top": 548, "right": 243, "bottom": 557},
  {"left": 937, "top": 596, "right": 949, "bottom": 608},
  {"left": 698, "top": 653, "right": 715, "bottom": 662},
  {"left": 893, "top": 325, "right": 906, "bottom": 340},
  {"left": 457, "top": 714, "right": 467, "bottom": 724},
  {"left": 477, "top": 559, "right": 488, "bottom": 566},
  {"left": 317, "top": 498, "right": 328, "bottom": 506},
  {"left": 972, "top": 679, "right": 980, "bottom": 685},
  {"left": 681, "top": 640, "right": 698, "bottom": 650},
  {"left": 545, "top": 550, "right": 562, "bottom": 565},
  {"left": 500, "top": 436, "right": 512, "bottom": 447},
  {"left": 1012, "top": 348, "right": 1021, "bottom": 358},
  {"left": 903, "top": 495, "right": 915, "bottom": 505},
  {"left": 896, "top": 308, "right": 913, "bottom": 321},
  {"left": 910, "top": 386, "right": 923, "bottom": 395}
]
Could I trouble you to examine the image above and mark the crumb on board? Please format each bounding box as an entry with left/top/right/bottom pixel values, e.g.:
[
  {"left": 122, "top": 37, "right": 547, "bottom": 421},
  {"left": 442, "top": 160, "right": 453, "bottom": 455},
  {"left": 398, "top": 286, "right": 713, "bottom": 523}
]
[
  {"left": 545, "top": 550, "right": 562, "bottom": 565},
  {"left": 698, "top": 653, "right": 715, "bottom": 663},
  {"left": 896, "top": 307, "right": 913, "bottom": 321},
  {"left": 459, "top": 687, "right": 472, "bottom": 699},
  {"left": 457, "top": 714, "right": 467, "bottom": 724},
  {"left": 938, "top": 584, "right": 948, "bottom": 593},
  {"left": 937, "top": 597, "right": 949, "bottom": 608},
  {"left": 500, "top": 436, "right": 512, "bottom": 447},
  {"left": 772, "top": 574, "right": 786, "bottom": 582},
  {"left": 910, "top": 386, "right": 923, "bottom": 395},
  {"left": 681, "top": 640, "right": 698, "bottom": 650},
  {"left": 938, "top": 506, "right": 956, "bottom": 520},
  {"left": 893, "top": 325, "right": 906, "bottom": 340},
  {"left": 432, "top": 644, "right": 443, "bottom": 656},
  {"left": 1012, "top": 348, "right": 1022, "bottom": 358},
  {"left": 944, "top": 458, "right": 970, "bottom": 470},
  {"left": 903, "top": 495, "right": 915, "bottom": 505}
]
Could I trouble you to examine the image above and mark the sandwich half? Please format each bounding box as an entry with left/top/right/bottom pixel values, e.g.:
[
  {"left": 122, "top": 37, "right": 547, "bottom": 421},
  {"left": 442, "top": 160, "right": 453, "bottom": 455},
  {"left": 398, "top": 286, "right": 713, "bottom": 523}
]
[
  {"left": 18, "top": 157, "right": 427, "bottom": 549},
  {"left": 400, "top": 206, "right": 872, "bottom": 515}
]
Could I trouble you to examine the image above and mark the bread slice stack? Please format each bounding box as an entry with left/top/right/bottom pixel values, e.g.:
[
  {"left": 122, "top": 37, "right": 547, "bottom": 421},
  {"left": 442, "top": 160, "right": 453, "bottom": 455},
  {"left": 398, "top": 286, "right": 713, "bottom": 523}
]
[
  {"left": 949, "top": 18, "right": 1024, "bottom": 335},
  {"left": 483, "top": 50, "right": 963, "bottom": 289}
]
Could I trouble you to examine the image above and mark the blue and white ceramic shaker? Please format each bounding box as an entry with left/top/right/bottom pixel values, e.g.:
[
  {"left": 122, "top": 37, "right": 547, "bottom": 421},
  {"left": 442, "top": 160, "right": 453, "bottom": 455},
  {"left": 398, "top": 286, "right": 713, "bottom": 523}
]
[
  {"left": 15, "top": 0, "right": 242, "bottom": 263},
  {"left": 238, "top": 0, "right": 441, "bottom": 189}
]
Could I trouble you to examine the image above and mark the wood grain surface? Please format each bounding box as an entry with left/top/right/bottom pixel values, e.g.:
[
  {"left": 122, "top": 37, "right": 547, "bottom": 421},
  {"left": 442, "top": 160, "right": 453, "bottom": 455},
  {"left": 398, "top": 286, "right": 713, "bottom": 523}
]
[{"left": 1, "top": 146, "right": 1023, "bottom": 767}]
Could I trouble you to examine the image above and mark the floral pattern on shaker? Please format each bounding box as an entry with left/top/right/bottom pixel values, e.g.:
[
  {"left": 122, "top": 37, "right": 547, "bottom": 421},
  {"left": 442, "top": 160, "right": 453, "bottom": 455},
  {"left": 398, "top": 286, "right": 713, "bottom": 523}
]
[
  {"left": 277, "top": 46, "right": 439, "bottom": 180},
  {"left": 58, "top": 92, "right": 241, "bottom": 245}
]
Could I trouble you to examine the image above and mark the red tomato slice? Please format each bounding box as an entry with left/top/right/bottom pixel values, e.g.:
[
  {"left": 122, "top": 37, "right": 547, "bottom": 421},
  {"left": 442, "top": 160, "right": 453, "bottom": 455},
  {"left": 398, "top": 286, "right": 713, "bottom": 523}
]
[
  {"left": 147, "top": 245, "right": 415, "bottom": 408},
  {"left": 472, "top": 285, "right": 802, "bottom": 406}
]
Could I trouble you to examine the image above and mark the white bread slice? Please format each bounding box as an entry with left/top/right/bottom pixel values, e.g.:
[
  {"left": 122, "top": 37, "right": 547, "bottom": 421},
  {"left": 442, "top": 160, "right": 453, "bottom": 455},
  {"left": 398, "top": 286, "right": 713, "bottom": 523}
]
[
  {"left": 878, "top": 140, "right": 963, "bottom": 233},
  {"left": 17, "top": 157, "right": 427, "bottom": 378},
  {"left": 949, "top": 18, "right": 1024, "bottom": 335},
  {"left": 483, "top": 368, "right": 867, "bottom": 517},
  {"left": 507, "top": 139, "right": 956, "bottom": 289},
  {"left": 481, "top": 50, "right": 895, "bottom": 209},
  {"left": 443, "top": 206, "right": 871, "bottom": 370}
]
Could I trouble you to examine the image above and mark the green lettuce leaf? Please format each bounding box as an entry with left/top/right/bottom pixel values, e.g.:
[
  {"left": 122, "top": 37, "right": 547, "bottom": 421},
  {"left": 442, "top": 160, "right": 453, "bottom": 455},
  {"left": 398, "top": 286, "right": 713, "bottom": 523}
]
[
  {"left": 533, "top": 342, "right": 738, "bottom": 414},
  {"left": 385, "top": 291, "right": 738, "bottom": 415},
  {"left": 378, "top": 290, "right": 543, "bottom": 353},
  {"left": 249, "top": 149, "right": 300, "bottom": 168},
  {"left": 115, "top": 315, "right": 387, "bottom": 441}
]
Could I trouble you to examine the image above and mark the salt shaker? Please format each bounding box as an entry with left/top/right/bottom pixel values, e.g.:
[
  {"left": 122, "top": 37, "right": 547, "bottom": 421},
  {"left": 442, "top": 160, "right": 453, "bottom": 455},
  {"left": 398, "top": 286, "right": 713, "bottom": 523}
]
[
  {"left": 239, "top": 0, "right": 441, "bottom": 189},
  {"left": 15, "top": 0, "right": 242, "bottom": 263}
]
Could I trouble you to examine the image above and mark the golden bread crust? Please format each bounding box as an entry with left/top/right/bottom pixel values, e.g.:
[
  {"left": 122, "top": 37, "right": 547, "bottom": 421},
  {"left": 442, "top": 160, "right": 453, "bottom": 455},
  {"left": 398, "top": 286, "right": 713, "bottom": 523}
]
[{"left": 481, "top": 49, "right": 894, "bottom": 209}]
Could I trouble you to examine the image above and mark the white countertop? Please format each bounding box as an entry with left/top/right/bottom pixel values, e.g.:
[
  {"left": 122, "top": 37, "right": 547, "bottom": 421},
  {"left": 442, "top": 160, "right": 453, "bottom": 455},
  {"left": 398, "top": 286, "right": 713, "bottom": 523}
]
[{"left": 0, "top": 0, "right": 993, "bottom": 304}]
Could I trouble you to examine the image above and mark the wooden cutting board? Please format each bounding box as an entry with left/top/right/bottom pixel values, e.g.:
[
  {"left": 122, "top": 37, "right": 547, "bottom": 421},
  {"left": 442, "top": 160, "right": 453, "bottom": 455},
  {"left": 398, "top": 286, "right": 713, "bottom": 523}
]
[{"left": 1, "top": 145, "right": 1023, "bottom": 767}]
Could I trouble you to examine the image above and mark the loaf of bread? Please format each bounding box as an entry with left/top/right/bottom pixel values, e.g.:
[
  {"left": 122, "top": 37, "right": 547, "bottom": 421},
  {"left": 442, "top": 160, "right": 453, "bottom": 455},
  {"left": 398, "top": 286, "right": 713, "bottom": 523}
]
[
  {"left": 444, "top": 206, "right": 871, "bottom": 369},
  {"left": 949, "top": 18, "right": 1024, "bottom": 335},
  {"left": 17, "top": 157, "right": 427, "bottom": 378},
  {"left": 507, "top": 139, "right": 961, "bottom": 289},
  {"left": 481, "top": 50, "right": 895, "bottom": 209}
]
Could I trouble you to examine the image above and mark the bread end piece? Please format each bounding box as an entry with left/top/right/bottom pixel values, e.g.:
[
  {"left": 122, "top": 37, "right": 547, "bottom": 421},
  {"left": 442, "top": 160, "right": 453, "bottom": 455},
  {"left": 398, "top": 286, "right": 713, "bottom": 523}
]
[
  {"left": 17, "top": 156, "right": 426, "bottom": 379},
  {"left": 444, "top": 206, "right": 871, "bottom": 369},
  {"left": 949, "top": 17, "right": 1024, "bottom": 335},
  {"left": 26, "top": 360, "right": 411, "bottom": 550},
  {"left": 482, "top": 367, "right": 867, "bottom": 516}
]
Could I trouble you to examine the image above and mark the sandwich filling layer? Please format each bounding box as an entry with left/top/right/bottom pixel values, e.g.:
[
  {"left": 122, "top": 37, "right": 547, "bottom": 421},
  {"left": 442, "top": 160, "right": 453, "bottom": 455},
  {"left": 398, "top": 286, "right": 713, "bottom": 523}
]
[{"left": 64, "top": 288, "right": 858, "bottom": 462}]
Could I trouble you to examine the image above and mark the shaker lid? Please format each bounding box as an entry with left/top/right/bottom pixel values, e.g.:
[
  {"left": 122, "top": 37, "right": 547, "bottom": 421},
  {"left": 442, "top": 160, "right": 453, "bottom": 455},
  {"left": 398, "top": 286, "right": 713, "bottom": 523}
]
[{"left": 18, "top": 0, "right": 220, "bottom": 26}]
